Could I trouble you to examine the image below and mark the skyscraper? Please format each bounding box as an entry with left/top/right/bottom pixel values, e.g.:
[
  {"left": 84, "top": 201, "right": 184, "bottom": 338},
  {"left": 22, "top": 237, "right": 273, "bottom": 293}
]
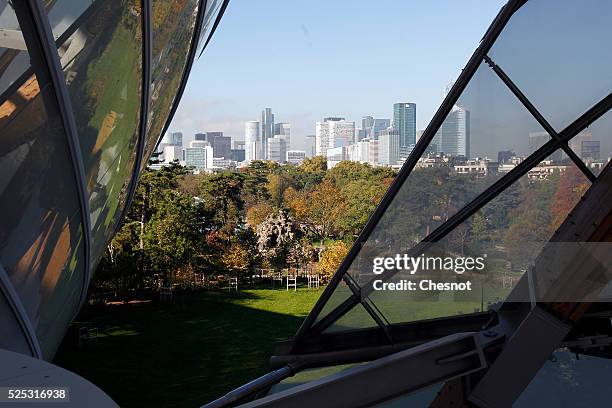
[
  {"left": 245, "top": 121, "right": 260, "bottom": 162},
  {"left": 315, "top": 117, "right": 355, "bottom": 156},
  {"left": 435, "top": 104, "right": 470, "bottom": 157},
  {"left": 260, "top": 108, "right": 274, "bottom": 160},
  {"left": 274, "top": 122, "right": 291, "bottom": 150},
  {"left": 267, "top": 136, "right": 288, "bottom": 163},
  {"left": 361, "top": 116, "right": 374, "bottom": 140},
  {"left": 378, "top": 128, "right": 401, "bottom": 166},
  {"left": 372, "top": 118, "right": 391, "bottom": 139},
  {"left": 393, "top": 103, "right": 416, "bottom": 148},
  {"left": 169, "top": 131, "right": 183, "bottom": 146}
]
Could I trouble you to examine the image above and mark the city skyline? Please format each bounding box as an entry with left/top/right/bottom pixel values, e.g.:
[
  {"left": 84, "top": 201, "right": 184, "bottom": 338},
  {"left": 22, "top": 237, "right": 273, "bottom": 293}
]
[{"left": 168, "top": 0, "right": 507, "bottom": 152}]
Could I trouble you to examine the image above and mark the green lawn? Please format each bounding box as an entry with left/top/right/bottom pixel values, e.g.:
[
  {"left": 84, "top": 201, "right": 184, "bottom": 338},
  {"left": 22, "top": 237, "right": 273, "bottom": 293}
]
[
  {"left": 52, "top": 282, "right": 509, "bottom": 407},
  {"left": 53, "top": 288, "right": 322, "bottom": 407}
]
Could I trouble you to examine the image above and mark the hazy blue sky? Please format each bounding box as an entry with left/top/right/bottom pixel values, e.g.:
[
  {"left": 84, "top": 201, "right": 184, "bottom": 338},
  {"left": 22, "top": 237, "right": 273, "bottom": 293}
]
[{"left": 169, "top": 0, "right": 507, "bottom": 151}]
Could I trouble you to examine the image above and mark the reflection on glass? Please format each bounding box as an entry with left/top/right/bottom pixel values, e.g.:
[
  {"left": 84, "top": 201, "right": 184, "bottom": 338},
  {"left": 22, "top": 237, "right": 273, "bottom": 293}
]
[
  {"left": 0, "top": 65, "right": 86, "bottom": 359},
  {"left": 489, "top": 0, "right": 612, "bottom": 131},
  {"left": 368, "top": 159, "right": 590, "bottom": 324},
  {"left": 52, "top": 0, "right": 143, "bottom": 260},
  {"left": 517, "top": 351, "right": 612, "bottom": 407},
  {"left": 145, "top": 0, "right": 199, "bottom": 167},
  {"left": 197, "top": 0, "right": 224, "bottom": 53},
  {"left": 0, "top": 1, "right": 31, "bottom": 96}
]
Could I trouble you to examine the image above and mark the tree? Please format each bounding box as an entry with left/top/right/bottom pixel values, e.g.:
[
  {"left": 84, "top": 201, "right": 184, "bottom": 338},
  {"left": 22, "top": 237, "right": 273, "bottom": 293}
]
[
  {"left": 319, "top": 241, "right": 350, "bottom": 280},
  {"left": 301, "top": 156, "right": 327, "bottom": 173},
  {"left": 267, "top": 173, "right": 294, "bottom": 208},
  {"left": 199, "top": 172, "right": 245, "bottom": 240},
  {"left": 246, "top": 202, "right": 274, "bottom": 228},
  {"left": 550, "top": 166, "right": 590, "bottom": 230},
  {"left": 307, "top": 180, "right": 346, "bottom": 246}
]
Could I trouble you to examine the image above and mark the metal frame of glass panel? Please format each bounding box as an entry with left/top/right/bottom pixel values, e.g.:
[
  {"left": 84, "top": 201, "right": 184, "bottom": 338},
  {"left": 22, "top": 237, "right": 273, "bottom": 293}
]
[
  {"left": 295, "top": 0, "right": 612, "bottom": 342},
  {"left": 0, "top": 0, "right": 230, "bottom": 359},
  {"left": 205, "top": 0, "right": 612, "bottom": 405}
]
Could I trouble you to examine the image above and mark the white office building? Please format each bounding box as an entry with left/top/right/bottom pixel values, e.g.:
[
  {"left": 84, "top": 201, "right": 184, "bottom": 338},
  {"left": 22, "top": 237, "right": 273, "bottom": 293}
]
[
  {"left": 267, "top": 135, "right": 288, "bottom": 163},
  {"left": 185, "top": 146, "right": 213, "bottom": 169},
  {"left": 379, "top": 129, "right": 401, "bottom": 166},
  {"left": 315, "top": 117, "right": 355, "bottom": 157}
]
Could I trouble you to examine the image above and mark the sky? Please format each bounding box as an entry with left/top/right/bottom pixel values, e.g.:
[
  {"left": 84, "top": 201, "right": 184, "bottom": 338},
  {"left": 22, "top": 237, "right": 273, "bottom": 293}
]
[{"left": 169, "top": 0, "right": 509, "bottom": 152}]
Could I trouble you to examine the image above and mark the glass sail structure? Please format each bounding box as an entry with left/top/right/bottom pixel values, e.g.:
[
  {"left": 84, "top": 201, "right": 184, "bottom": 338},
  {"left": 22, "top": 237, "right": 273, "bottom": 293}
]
[
  {"left": 0, "top": 0, "right": 229, "bottom": 360},
  {"left": 207, "top": 0, "right": 612, "bottom": 406}
]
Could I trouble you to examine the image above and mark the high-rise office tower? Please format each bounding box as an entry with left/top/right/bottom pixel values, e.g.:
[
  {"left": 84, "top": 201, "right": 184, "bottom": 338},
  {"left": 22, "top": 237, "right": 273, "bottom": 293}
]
[
  {"left": 260, "top": 108, "right": 274, "bottom": 160},
  {"left": 274, "top": 122, "right": 291, "bottom": 150},
  {"left": 267, "top": 136, "right": 288, "bottom": 163},
  {"left": 194, "top": 132, "right": 206, "bottom": 141},
  {"left": 245, "top": 121, "right": 260, "bottom": 162},
  {"left": 371, "top": 119, "right": 391, "bottom": 140},
  {"left": 434, "top": 104, "right": 470, "bottom": 158},
  {"left": 315, "top": 117, "right": 354, "bottom": 156},
  {"left": 361, "top": 116, "right": 374, "bottom": 140},
  {"left": 393, "top": 103, "right": 416, "bottom": 148},
  {"left": 580, "top": 140, "right": 601, "bottom": 161},
  {"left": 169, "top": 131, "right": 183, "bottom": 146},
  {"left": 305, "top": 135, "right": 316, "bottom": 157},
  {"left": 528, "top": 131, "right": 562, "bottom": 161},
  {"left": 372, "top": 119, "right": 391, "bottom": 139},
  {"left": 378, "top": 128, "right": 401, "bottom": 166}
]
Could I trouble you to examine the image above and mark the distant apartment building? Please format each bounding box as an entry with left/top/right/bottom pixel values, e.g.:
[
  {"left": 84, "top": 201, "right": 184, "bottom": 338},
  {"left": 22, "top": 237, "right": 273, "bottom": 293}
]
[
  {"left": 527, "top": 160, "right": 569, "bottom": 180},
  {"left": 286, "top": 150, "right": 306, "bottom": 165},
  {"left": 393, "top": 103, "right": 416, "bottom": 148},
  {"left": 454, "top": 158, "right": 498, "bottom": 177}
]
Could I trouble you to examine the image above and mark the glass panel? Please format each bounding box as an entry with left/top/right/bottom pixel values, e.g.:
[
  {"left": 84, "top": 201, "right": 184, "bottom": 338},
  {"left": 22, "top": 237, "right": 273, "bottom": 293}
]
[
  {"left": 50, "top": 1, "right": 143, "bottom": 256},
  {"left": 35, "top": 218, "right": 86, "bottom": 357},
  {"left": 0, "top": 1, "right": 31, "bottom": 96},
  {"left": 516, "top": 351, "right": 612, "bottom": 407},
  {"left": 45, "top": 1, "right": 92, "bottom": 40},
  {"left": 323, "top": 302, "right": 378, "bottom": 333},
  {"left": 269, "top": 364, "right": 361, "bottom": 395},
  {"left": 489, "top": 0, "right": 612, "bottom": 132},
  {"left": 196, "top": 0, "right": 224, "bottom": 53},
  {"left": 567, "top": 109, "right": 612, "bottom": 177},
  {"left": 89, "top": 144, "right": 136, "bottom": 262},
  {"left": 315, "top": 62, "right": 549, "bottom": 325},
  {"left": 0, "top": 30, "right": 86, "bottom": 361},
  {"left": 145, "top": 0, "right": 199, "bottom": 166},
  {"left": 315, "top": 282, "right": 353, "bottom": 324},
  {"left": 368, "top": 159, "right": 591, "bottom": 324}
]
